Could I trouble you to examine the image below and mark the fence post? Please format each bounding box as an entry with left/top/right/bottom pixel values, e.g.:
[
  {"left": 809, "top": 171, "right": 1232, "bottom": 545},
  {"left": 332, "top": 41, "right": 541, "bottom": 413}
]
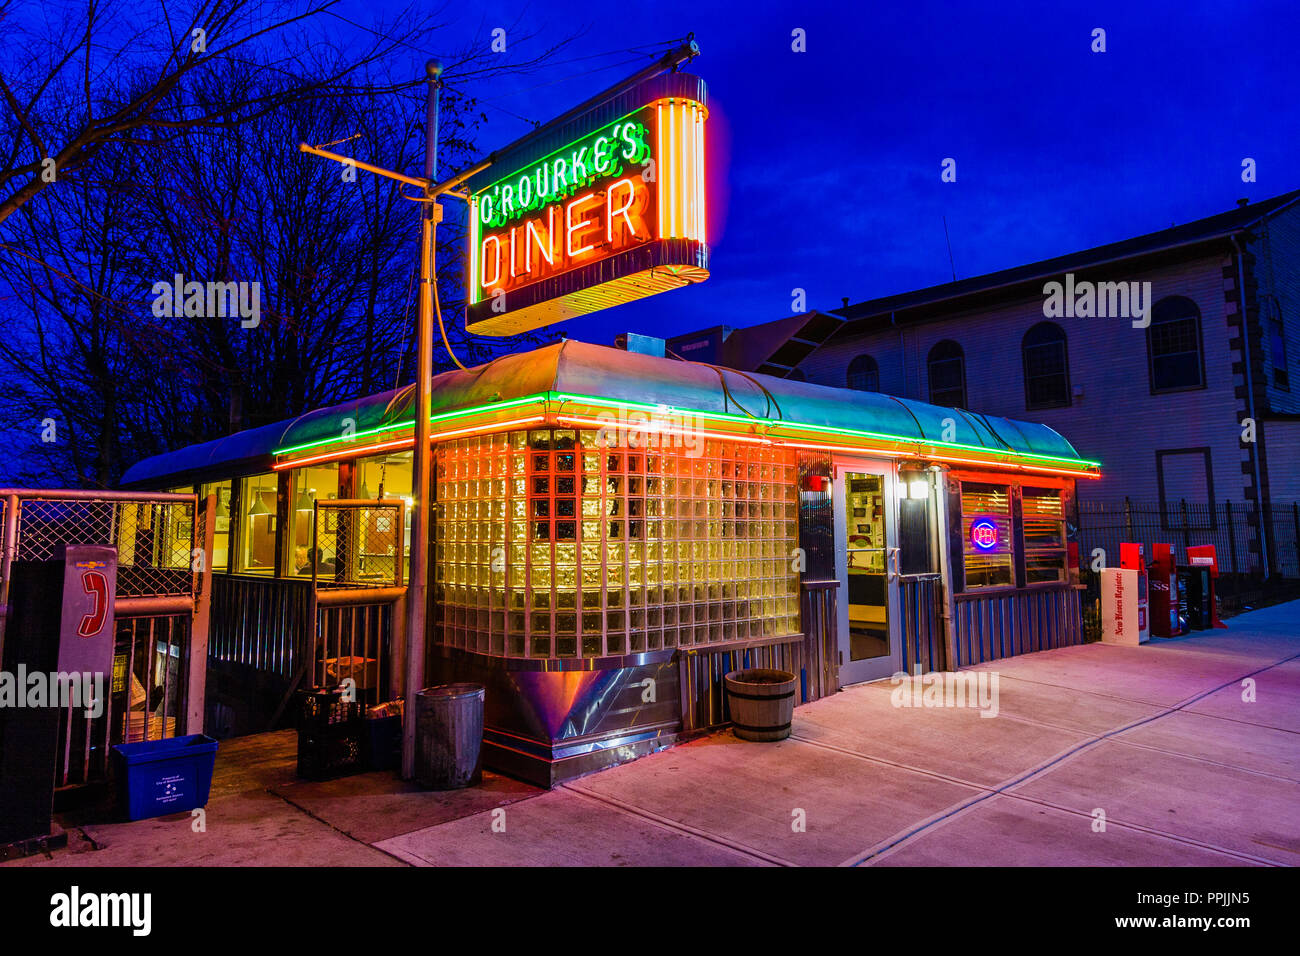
[
  {"left": 1180, "top": 498, "right": 1191, "bottom": 556},
  {"left": 1293, "top": 503, "right": 1300, "bottom": 579},
  {"left": 186, "top": 493, "right": 217, "bottom": 735},
  {"left": 1225, "top": 499, "right": 1239, "bottom": 573},
  {"left": 1123, "top": 496, "right": 1133, "bottom": 542},
  {"left": 0, "top": 493, "right": 20, "bottom": 666}
]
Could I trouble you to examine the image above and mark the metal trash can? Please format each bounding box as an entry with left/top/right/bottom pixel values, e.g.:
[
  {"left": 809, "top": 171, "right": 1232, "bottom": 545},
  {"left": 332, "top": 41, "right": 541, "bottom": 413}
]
[{"left": 415, "top": 684, "right": 485, "bottom": 790}]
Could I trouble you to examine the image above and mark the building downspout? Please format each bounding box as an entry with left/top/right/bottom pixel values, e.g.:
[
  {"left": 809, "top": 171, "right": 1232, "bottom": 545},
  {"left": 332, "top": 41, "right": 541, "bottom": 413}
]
[{"left": 1229, "top": 234, "right": 1271, "bottom": 578}]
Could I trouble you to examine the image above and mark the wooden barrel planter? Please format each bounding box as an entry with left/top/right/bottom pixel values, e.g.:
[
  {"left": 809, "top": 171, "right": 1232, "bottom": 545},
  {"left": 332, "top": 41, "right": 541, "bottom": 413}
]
[{"left": 723, "top": 669, "right": 797, "bottom": 741}]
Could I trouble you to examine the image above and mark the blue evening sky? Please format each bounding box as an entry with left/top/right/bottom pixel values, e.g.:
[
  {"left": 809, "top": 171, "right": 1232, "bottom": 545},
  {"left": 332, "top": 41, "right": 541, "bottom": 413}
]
[{"left": 346, "top": 0, "right": 1297, "bottom": 345}]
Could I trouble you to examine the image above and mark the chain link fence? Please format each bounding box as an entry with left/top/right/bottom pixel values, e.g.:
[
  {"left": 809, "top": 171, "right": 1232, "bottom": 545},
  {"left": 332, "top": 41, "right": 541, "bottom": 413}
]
[
  {"left": 311, "top": 499, "right": 405, "bottom": 591},
  {"left": 0, "top": 490, "right": 204, "bottom": 785},
  {"left": 8, "top": 494, "right": 197, "bottom": 598}
]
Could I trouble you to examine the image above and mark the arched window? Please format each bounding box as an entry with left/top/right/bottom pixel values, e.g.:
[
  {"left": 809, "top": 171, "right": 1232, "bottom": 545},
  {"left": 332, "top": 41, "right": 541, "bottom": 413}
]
[
  {"left": 927, "top": 340, "right": 966, "bottom": 408},
  {"left": 1022, "top": 322, "right": 1070, "bottom": 409},
  {"left": 846, "top": 355, "right": 879, "bottom": 391},
  {"left": 1147, "top": 296, "right": 1205, "bottom": 392}
]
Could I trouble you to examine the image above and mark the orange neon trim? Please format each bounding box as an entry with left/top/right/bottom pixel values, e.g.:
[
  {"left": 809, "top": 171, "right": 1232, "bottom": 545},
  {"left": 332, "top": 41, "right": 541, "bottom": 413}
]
[
  {"left": 772, "top": 438, "right": 1100, "bottom": 478},
  {"left": 275, "top": 437, "right": 414, "bottom": 470},
  {"left": 695, "top": 108, "right": 705, "bottom": 241},
  {"left": 680, "top": 101, "right": 690, "bottom": 239},
  {"left": 430, "top": 415, "right": 545, "bottom": 442},
  {"left": 274, "top": 416, "right": 546, "bottom": 470},
  {"left": 656, "top": 104, "right": 664, "bottom": 239},
  {"left": 554, "top": 416, "right": 772, "bottom": 446},
  {"left": 480, "top": 234, "right": 501, "bottom": 289},
  {"left": 565, "top": 192, "right": 599, "bottom": 258},
  {"left": 667, "top": 101, "right": 677, "bottom": 238},
  {"left": 606, "top": 178, "right": 637, "bottom": 243}
]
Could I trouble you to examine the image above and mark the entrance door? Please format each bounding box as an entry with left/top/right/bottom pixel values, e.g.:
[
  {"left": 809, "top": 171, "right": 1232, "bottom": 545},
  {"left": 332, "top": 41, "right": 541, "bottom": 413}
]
[{"left": 833, "top": 463, "right": 900, "bottom": 684}]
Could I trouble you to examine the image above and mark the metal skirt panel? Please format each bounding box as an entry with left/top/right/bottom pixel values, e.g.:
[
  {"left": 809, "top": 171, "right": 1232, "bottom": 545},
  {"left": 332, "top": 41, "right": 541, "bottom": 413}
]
[{"left": 954, "top": 586, "right": 1084, "bottom": 668}]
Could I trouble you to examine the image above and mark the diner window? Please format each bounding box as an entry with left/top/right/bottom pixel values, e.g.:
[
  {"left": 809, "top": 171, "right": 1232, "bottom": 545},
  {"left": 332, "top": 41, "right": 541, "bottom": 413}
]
[
  {"left": 1022, "top": 322, "right": 1070, "bottom": 409},
  {"left": 287, "top": 464, "right": 340, "bottom": 577},
  {"left": 200, "top": 480, "right": 232, "bottom": 572},
  {"left": 1022, "top": 487, "right": 1068, "bottom": 584},
  {"left": 847, "top": 354, "right": 880, "bottom": 392},
  {"left": 1147, "top": 296, "right": 1204, "bottom": 392},
  {"left": 357, "top": 451, "right": 414, "bottom": 579},
  {"left": 237, "top": 473, "right": 278, "bottom": 575},
  {"left": 960, "top": 482, "right": 1012, "bottom": 589},
  {"left": 928, "top": 340, "right": 966, "bottom": 408}
]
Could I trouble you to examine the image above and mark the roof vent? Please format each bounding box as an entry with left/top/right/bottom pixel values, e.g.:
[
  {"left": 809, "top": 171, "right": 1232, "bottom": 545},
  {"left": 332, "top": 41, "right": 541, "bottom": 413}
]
[{"left": 614, "top": 333, "right": 666, "bottom": 357}]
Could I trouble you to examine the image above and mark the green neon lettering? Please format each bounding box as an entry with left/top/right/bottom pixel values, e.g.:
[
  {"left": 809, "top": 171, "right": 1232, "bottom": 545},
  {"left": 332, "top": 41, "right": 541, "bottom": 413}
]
[
  {"left": 473, "top": 107, "right": 661, "bottom": 231},
  {"left": 593, "top": 137, "right": 611, "bottom": 175},
  {"left": 571, "top": 147, "right": 589, "bottom": 183}
]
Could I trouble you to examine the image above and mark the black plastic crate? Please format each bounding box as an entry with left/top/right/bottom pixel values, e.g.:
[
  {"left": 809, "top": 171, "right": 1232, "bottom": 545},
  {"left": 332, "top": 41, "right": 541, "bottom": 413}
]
[
  {"left": 297, "top": 725, "right": 363, "bottom": 780},
  {"left": 296, "top": 688, "right": 364, "bottom": 780},
  {"left": 298, "top": 688, "right": 363, "bottom": 732}
]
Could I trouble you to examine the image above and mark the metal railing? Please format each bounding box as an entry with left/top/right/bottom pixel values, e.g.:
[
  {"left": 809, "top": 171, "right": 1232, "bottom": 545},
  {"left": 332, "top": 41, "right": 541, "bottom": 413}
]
[
  {"left": 953, "top": 585, "right": 1084, "bottom": 667},
  {"left": 1077, "top": 497, "right": 1300, "bottom": 580},
  {"left": 1076, "top": 498, "right": 1300, "bottom": 630},
  {"left": 208, "top": 500, "right": 408, "bottom": 732},
  {"left": 4, "top": 491, "right": 197, "bottom": 600},
  {"left": 0, "top": 488, "right": 212, "bottom": 787}
]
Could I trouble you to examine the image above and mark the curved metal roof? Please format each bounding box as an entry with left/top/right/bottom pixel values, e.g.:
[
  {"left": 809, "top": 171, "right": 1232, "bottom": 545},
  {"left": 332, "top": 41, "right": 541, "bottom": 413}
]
[{"left": 121, "top": 340, "right": 1090, "bottom": 486}]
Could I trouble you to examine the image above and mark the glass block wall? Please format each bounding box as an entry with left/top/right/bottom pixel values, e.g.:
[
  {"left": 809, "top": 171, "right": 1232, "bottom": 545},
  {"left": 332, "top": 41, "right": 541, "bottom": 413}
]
[{"left": 435, "top": 427, "right": 801, "bottom": 659}]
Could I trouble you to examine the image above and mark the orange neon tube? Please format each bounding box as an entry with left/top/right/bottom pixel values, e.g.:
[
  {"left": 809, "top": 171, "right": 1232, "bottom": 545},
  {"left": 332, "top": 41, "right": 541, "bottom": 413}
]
[
  {"left": 554, "top": 416, "right": 772, "bottom": 446},
  {"left": 274, "top": 416, "right": 546, "bottom": 470}
]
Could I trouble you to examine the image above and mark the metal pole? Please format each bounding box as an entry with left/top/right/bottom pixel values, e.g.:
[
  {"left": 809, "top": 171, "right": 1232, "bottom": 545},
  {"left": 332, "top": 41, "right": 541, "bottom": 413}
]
[
  {"left": 403, "top": 59, "right": 442, "bottom": 780},
  {"left": 0, "top": 494, "right": 19, "bottom": 664}
]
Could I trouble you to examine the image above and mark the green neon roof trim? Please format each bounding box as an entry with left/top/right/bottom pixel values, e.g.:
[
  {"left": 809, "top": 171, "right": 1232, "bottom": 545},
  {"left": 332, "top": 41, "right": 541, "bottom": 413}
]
[
  {"left": 549, "top": 392, "right": 1102, "bottom": 468},
  {"left": 273, "top": 389, "right": 1099, "bottom": 469},
  {"left": 271, "top": 394, "right": 543, "bottom": 456}
]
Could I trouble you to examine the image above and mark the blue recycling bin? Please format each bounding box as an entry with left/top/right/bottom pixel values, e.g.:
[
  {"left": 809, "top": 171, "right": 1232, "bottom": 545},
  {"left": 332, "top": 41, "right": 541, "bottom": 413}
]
[{"left": 112, "top": 734, "right": 219, "bottom": 821}]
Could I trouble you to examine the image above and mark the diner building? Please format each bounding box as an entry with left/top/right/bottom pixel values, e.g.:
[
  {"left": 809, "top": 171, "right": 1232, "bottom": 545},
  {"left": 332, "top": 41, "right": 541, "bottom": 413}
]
[{"left": 122, "top": 338, "right": 1100, "bottom": 786}]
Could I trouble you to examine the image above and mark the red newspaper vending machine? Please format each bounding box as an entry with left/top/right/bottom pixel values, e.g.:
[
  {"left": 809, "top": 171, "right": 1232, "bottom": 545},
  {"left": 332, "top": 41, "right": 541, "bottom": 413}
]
[
  {"left": 1149, "top": 543, "right": 1179, "bottom": 638},
  {"left": 1119, "top": 543, "right": 1149, "bottom": 643},
  {"left": 1186, "top": 544, "right": 1228, "bottom": 629}
]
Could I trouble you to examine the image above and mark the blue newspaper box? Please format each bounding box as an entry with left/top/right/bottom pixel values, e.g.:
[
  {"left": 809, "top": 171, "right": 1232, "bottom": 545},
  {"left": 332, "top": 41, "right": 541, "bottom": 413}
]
[{"left": 112, "top": 734, "right": 219, "bottom": 821}]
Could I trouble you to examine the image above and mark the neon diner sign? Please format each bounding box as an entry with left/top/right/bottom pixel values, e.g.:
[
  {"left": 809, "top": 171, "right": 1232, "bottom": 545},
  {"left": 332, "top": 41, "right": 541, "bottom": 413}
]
[{"left": 466, "top": 72, "right": 709, "bottom": 336}]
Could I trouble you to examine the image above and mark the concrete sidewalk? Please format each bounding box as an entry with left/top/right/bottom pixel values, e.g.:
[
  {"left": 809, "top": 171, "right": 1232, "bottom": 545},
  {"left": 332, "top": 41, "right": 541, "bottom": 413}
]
[{"left": 11, "top": 600, "right": 1300, "bottom": 867}]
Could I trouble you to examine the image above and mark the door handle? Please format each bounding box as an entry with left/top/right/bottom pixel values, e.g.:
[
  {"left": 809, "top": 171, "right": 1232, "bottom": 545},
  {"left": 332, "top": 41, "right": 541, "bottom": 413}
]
[{"left": 887, "top": 547, "right": 900, "bottom": 581}]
